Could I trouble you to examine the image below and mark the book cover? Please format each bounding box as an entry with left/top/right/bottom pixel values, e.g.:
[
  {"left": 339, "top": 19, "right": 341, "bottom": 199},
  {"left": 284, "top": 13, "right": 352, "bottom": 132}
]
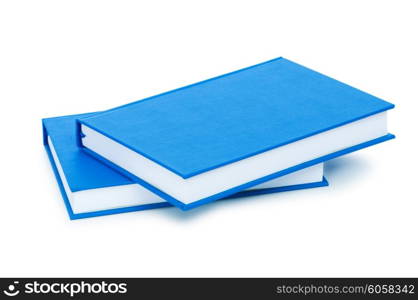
[{"left": 76, "top": 57, "right": 394, "bottom": 210}]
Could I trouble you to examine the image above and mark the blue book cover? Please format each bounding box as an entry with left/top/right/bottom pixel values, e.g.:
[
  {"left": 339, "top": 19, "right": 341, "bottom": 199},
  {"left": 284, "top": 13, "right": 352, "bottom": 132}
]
[
  {"left": 43, "top": 113, "right": 328, "bottom": 220},
  {"left": 76, "top": 57, "right": 395, "bottom": 210}
]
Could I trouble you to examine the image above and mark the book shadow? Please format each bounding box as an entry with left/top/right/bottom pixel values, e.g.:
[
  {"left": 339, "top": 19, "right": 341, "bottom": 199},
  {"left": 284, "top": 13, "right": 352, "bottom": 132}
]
[{"left": 324, "top": 154, "right": 370, "bottom": 187}]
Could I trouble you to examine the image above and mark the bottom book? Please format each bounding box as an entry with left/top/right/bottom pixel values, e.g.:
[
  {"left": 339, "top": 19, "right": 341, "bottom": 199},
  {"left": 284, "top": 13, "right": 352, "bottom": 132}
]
[{"left": 43, "top": 113, "right": 329, "bottom": 220}]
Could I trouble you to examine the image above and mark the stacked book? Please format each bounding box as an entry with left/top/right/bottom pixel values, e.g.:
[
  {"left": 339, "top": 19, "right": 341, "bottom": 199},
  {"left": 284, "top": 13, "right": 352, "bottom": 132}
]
[{"left": 43, "top": 57, "right": 395, "bottom": 219}]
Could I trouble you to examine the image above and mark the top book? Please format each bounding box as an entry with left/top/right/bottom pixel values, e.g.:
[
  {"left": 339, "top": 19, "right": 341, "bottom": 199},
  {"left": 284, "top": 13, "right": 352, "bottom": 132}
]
[{"left": 77, "top": 57, "right": 394, "bottom": 210}]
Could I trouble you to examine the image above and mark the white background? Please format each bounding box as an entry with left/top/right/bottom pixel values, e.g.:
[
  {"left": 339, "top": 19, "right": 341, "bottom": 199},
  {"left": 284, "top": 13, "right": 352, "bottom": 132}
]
[{"left": 0, "top": 0, "right": 416, "bottom": 277}]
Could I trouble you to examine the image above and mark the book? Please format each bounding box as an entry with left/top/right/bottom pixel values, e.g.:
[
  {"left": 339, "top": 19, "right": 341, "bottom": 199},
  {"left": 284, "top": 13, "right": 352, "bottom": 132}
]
[
  {"left": 44, "top": 112, "right": 328, "bottom": 219},
  {"left": 76, "top": 57, "right": 394, "bottom": 210}
]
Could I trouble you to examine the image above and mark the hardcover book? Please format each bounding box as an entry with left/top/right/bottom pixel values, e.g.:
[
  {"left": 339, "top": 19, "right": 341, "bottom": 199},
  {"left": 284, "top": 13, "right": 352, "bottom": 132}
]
[
  {"left": 44, "top": 113, "right": 328, "bottom": 219},
  {"left": 76, "top": 57, "right": 394, "bottom": 210}
]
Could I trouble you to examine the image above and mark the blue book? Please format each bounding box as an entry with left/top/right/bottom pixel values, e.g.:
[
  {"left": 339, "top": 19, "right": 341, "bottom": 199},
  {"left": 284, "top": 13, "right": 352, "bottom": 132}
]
[
  {"left": 76, "top": 57, "right": 395, "bottom": 210},
  {"left": 44, "top": 113, "right": 328, "bottom": 220}
]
